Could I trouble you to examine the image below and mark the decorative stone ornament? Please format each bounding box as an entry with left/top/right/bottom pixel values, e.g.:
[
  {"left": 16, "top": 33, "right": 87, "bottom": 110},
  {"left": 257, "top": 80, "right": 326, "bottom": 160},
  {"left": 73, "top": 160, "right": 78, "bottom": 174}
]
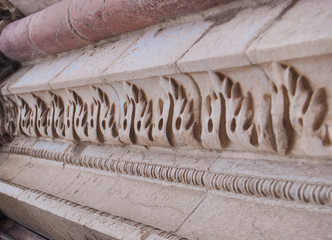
[
  {"left": 0, "top": 0, "right": 332, "bottom": 239},
  {"left": 1, "top": 61, "right": 331, "bottom": 157}
]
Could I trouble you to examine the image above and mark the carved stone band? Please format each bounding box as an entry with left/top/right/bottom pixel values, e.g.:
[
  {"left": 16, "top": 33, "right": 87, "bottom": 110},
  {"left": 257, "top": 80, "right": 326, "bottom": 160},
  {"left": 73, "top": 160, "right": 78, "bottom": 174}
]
[
  {"left": 2, "top": 144, "right": 331, "bottom": 206},
  {"left": 1, "top": 63, "right": 331, "bottom": 157}
]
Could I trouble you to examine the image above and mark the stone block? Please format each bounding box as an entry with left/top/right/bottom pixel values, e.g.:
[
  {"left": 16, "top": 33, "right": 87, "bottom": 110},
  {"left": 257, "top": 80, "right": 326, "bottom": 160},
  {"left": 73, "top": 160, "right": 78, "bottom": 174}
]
[
  {"left": 49, "top": 31, "right": 142, "bottom": 89},
  {"left": 67, "top": 174, "right": 205, "bottom": 232},
  {"left": 247, "top": 0, "right": 332, "bottom": 63},
  {"left": 8, "top": 51, "right": 81, "bottom": 94},
  {"left": 0, "top": 154, "right": 31, "bottom": 180},
  {"left": 9, "top": 158, "right": 64, "bottom": 191},
  {"left": 32, "top": 140, "right": 70, "bottom": 152},
  {"left": 178, "top": 1, "right": 292, "bottom": 72},
  {"left": 0, "top": 180, "right": 182, "bottom": 240},
  {"left": 176, "top": 191, "right": 332, "bottom": 239},
  {"left": 102, "top": 20, "right": 213, "bottom": 82},
  {"left": 0, "top": 66, "right": 32, "bottom": 96},
  {"left": 0, "top": 184, "right": 117, "bottom": 240}
]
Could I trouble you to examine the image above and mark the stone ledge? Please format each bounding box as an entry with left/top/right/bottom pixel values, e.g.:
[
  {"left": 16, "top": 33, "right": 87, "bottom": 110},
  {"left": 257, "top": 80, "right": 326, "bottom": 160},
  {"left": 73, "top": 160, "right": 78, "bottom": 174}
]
[
  {"left": 246, "top": 0, "right": 332, "bottom": 63},
  {"left": 0, "top": 137, "right": 331, "bottom": 239},
  {"left": 0, "top": 179, "right": 185, "bottom": 240},
  {"left": 177, "top": 0, "right": 293, "bottom": 72},
  {"left": 177, "top": 191, "right": 332, "bottom": 239},
  {"left": 2, "top": 137, "right": 332, "bottom": 206}
]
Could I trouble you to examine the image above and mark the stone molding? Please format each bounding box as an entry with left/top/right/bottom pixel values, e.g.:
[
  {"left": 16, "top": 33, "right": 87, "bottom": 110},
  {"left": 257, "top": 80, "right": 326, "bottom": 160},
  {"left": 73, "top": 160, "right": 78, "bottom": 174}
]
[
  {"left": 0, "top": 1, "right": 332, "bottom": 239},
  {"left": 2, "top": 141, "right": 332, "bottom": 206},
  {"left": 1, "top": 0, "right": 331, "bottom": 159},
  {"left": 0, "top": 179, "right": 185, "bottom": 240},
  {"left": 1, "top": 136, "right": 332, "bottom": 239},
  {"left": 1, "top": 62, "right": 331, "bottom": 157}
]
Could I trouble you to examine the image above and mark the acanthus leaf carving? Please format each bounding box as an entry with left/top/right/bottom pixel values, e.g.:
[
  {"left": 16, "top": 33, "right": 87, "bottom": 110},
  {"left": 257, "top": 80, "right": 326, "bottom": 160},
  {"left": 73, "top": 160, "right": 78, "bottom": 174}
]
[
  {"left": 272, "top": 62, "right": 330, "bottom": 155},
  {"left": 120, "top": 82, "right": 153, "bottom": 145},
  {"left": 151, "top": 77, "right": 172, "bottom": 147},
  {"left": 205, "top": 71, "right": 259, "bottom": 150},
  {"left": 33, "top": 93, "right": 50, "bottom": 138},
  {"left": 17, "top": 95, "right": 35, "bottom": 137},
  {"left": 92, "top": 86, "right": 120, "bottom": 145},
  {"left": 0, "top": 63, "right": 330, "bottom": 156},
  {"left": 160, "top": 76, "right": 201, "bottom": 147},
  {"left": 70, "top": 89, "right": 89, "bottom": 141},
  {"left": 0, "top": 95, "right": 19, "bottom": 143},
  {"left": 51, "top": 92, "right": 65, "bottom": 139},
  {"left": 257, "top": 94, "right": 277, "bottom": 152}
]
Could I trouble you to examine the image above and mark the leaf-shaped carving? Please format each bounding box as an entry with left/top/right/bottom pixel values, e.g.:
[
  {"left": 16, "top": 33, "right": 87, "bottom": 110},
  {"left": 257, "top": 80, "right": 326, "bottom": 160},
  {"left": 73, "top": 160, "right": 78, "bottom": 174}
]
[
  {"left": 92, "top": 86, "right": 120, "bottom": 145},
  {"left": 209, "top": 71, "right": 257, "bottom": 149},
  {"left": 257, "top": 95, "right": 277, "bottom": 152},
  {"left": 121, "top": 82, "right": 153, "bottom": 145},
  {"left": 18, "top": 96, "right": 35, "bottom": 137},
  {"left": 272, "top": 62, "right": 329, "bottom": 154},
  {"left": 3, "top": 96, "right": 19, "bottom": 137},
  {"left": 270, "top": 63, "right": 293, "bottom": 154},
  {"left": 119, "top": 84, "right": 134, "bottom": 144},
  {"left": 70, "top": 90, "right": 89, "bottom": 141},
  {"left": 33, "top": 94, "right": 49, "bottom": 138},
  {"left": 1, "top": 62, "right": 329, "bottom": 157},
  {"left": 0, "top": 95, "right": 19, "bottom": 143},
  {"left": 51, "top": 92, "right": 65, "bottom": 138},
  {"left": 202, "top": 91, "right": 224, "bottom": 149},
  {"left": 200, "top": 71, "right": 227, "bottom": 149},
  {"left": 160, "top": 77, "right": 200, "bottom": 147},
  {"left": 151, "top": 83, "right": 172, "bottom": 147}
]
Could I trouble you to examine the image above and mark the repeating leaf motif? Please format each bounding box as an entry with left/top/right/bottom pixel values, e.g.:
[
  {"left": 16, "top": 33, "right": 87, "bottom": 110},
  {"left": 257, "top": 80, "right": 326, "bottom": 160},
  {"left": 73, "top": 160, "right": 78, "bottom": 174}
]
[{"left": 0, "top": 64, "right": 330, "bottom": 156}]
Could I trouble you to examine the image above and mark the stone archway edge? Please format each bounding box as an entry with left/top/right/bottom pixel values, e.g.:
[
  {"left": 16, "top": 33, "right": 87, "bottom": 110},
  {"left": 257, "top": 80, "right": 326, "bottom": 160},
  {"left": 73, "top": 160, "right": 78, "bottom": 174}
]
[{"left": 0, "top": 0, "right": 233, "bottom": 61}]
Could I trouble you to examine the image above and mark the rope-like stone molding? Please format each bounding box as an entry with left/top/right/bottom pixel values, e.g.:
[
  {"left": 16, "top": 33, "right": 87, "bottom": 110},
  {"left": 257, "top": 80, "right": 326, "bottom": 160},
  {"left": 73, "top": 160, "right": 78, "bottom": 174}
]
[
  {"left": 2, "top": 144, "right": 331, "bottom": 206},
  {"left": 0, "top": 178, "right": 186, "bottom": 240}
]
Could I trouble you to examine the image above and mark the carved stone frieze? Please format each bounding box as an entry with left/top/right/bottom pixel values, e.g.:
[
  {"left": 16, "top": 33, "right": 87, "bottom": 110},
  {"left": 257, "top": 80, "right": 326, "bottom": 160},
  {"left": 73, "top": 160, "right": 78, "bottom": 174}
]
[{"left": 0, "top": 63, "right": 331, "bottom": 157}]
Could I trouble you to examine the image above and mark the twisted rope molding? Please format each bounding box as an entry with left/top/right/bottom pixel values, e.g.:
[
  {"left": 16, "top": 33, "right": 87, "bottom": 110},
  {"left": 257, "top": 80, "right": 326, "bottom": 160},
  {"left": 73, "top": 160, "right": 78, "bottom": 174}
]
[
  {"left": 2, "top": 145, "right": 332, "bottom": 206},
  {"left": 0, "top": 178, "right": 186, "bottom": 240}
]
